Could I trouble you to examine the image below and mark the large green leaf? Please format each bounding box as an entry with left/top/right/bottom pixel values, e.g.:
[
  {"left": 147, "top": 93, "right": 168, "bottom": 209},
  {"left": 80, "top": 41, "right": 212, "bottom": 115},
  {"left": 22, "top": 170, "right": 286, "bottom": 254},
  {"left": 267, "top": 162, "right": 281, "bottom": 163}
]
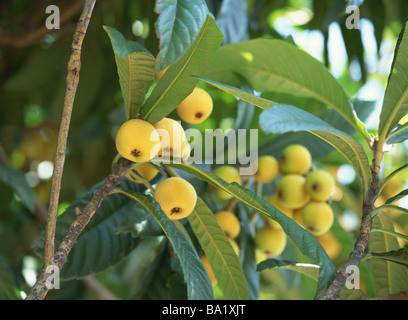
[
  {"left": 154, "top": 0, "right": 211, "bottom": 72},
  {"left": 0, "top": 165, "right": 36, "bottom": 212},
  {"left": 114, "top": 190, "right": 214, "bottom": 300},
  {"left": 188, "top": 198, "right": 249, "bottom": 300},
  {"left": 203, "top": 38, "right": 370, "bottom": 141},
  {"left": 259, "top": 104, "right": 371, "bottom": 198},
  {"left": 32, "top": 179, "right": 145, "bottom": 280},
  {"left": 104, "top": 26, "right": 156, "bottom": 120},
  {"left": 369, "top": 213, "right": 408, "bottom": 297},
  {"left": 379, "top": 21, "right": 408, "bottom": 142},
  {"left": 141, "top": 15, "right": 223, "bottom": 124},
  {"left": 166, "top": 162, "right": 337, "bottom": 299}
]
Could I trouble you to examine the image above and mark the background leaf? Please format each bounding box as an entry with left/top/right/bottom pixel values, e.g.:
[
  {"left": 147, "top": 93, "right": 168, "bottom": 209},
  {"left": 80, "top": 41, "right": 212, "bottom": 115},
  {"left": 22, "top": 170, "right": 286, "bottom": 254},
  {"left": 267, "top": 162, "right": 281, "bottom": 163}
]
[
  {"left": 369, "top": 213, "right": 408, "bottom": 297},
  {"left": 0, "top": 165, "right": 35, "bottom": 213},
  {"left": 32, "top": 178, "right": 145, "bottom": 280},
  {"left": 154, "top": 0, "right": 212, "bottom": 72},
  {"left": 104, "top": 26, "right": 156, "bottom": 119}
]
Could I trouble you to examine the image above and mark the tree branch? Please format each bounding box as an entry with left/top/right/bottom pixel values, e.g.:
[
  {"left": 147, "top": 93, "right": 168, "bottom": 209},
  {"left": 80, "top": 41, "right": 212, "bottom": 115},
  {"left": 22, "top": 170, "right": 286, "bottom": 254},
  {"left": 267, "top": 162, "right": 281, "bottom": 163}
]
[
  {"left": 320, "top": 138, "right": 384, "bottom": 300},
  {"left": 25, "top": 157, "right": 133, "bottom": 300},
  {"left": 42, "top": 0, "right": 96, "bottom": 283}
]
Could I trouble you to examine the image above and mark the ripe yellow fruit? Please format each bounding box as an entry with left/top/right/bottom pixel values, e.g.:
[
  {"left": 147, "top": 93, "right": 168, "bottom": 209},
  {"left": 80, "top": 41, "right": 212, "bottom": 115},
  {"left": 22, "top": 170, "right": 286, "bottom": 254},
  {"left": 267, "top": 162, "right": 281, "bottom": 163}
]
[
  {"left": 214, "top": 210, "right": 241, "bottom": 239},
  {"left": 276, "top": 174, "right": 310, "bottom": 209},
  {"left": 279, "top": 144, "right": 312, "bottom": 174},
  {"left": 266, "top": 194, "right": 294, "bottom": 229},
  {"left": 253, "top": 155, "right": 279, "bottom": 183},
  {"left": 153, "top": 117, "right": 188, "bottom": 158},
  {"left": 126, "top": 163, "right": 159, "bottom": 183},
  {"left": 302, "top": 202, "right": 334, "bottom": 236},
  {"left": 305, "top": 169, "right": 335, "bottom": 202},
  {"left": 154, "top": 177, "right": 197, "bottom": 220},
  {"left": 255, "top": 225, "right": 287, "bottom": 258},
  {"left": 316, "top": 231, "right": 341, "bottom": 259},
  {"left": 200, "top": 254, "right": 217, "bottom": 285},
  {"left": 177, "top": 87, "right": 213, "bottom": 124},
  {"left": 212, "top": 165, "right": 242, "bottom": 200},
  {"left": 115, "top": 119, "right": 161, "bottom": 163}
]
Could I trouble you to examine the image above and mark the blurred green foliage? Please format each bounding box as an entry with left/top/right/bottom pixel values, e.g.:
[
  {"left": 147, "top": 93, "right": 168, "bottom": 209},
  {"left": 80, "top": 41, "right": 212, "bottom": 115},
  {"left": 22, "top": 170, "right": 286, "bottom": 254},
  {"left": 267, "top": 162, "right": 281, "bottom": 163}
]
[{"left": 0, "top": 0, "right": 408, "bottom": 300}]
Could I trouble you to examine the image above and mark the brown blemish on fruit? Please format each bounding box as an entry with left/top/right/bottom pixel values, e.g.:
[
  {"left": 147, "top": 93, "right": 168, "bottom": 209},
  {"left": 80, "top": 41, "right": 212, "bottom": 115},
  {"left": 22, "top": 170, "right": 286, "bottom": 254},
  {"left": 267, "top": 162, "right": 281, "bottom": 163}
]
[
  {"left": 195, "top": 112, "right": 203, "bottom": 119},
  {"left": 312, "top": 183, "right": 321, "bottom": 192},
  {"left": 171, "top": 207, "right": 182, "bottom": 215},
  {"left": 131, "top": 149, "right": 141, "bottom": 158}
]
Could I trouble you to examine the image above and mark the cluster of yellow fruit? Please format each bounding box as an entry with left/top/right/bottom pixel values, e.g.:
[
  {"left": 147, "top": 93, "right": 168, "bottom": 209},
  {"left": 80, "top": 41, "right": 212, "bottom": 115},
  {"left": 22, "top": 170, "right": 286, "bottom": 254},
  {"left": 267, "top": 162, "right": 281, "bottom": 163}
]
[
  {"left": 254, "top": 144, "right": 337, "bottom": 260},
  {"left": 115, "top": 80, "right": 214, "bottom": 221}
]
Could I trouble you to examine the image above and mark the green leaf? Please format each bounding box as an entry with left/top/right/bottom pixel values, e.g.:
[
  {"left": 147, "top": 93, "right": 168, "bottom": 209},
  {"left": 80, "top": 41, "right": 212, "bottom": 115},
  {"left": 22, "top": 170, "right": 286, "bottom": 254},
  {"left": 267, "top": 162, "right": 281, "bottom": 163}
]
[
  {"left": 32, "top": 178, "right": 144, "bottom": 279},
  {"left": 0, "top": 165, "right": 35, "bottom": 212},
  {"left": 379, "top": 21, "right": 408, "bottom": 141},
  {"left": 114, "top": 189, "right": 214, "bottom": 300},
  {"left": 203, "top": 38, "right": 370, "bottom": 141},
  {"left": 141, "top": 15, "right": 223, "bottom": 124},
  {"left": 114, "top": 206, "right": 164, "bottom": 238},
  {"left": 258, "top": 104, "right": 371, "bottom": 198},
  {"left": 369, "top": 245, "right": 408, "bottom": 268},
  {"left": 257, "top": 259, "right": 320, "bottom": 280},
  {"left": 369, "top": 213, "right": 408, "bottom": 297},
  {"left": 165, "top": 162, "right": 337, "bottom": 299},
  {"left": 188, "top": 198, "right": 249, "bottom": 300},
  {"left": 154, "top": 0, "right": 211, "bottom": 72},
  {"left": 386, "top": 123, "right": 408, "bottom": 144},
  {"left": 104, "top": 26, "right": 156, "bottom": 119},
  {"left": 371, "top": 227, "right": 408, "bottom": 243}
]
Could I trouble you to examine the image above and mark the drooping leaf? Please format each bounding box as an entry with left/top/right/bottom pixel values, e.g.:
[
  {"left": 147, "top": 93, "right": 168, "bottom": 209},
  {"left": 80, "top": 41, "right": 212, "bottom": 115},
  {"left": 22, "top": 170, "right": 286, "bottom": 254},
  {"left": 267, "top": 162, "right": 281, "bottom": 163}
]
[
  {"left": 188, "top": 197, "right": 249, "bottom": 300},
  {"left": 166, "top": 162, "right": 337, "bottom": 299},
  {"left": 0, "top": 165, "right": 35, "bottom": 212},
  {"left": 154, "top": 0, "right": 212, "bottom": 73},
  {"left": 142, "top": 15, "right": 223, "bottom": 124},
  {"left": 369, "top": 245, "right": 408, "bottom": 268},
  {"left": 379, "top": 21, "right": 408, "bottom": 141},
  {"left": 104, "top": 26, "right": 156, "bottom": 119},
  {"left": 203, "top": 38, "right": 370, "bottom": 141},
  {"left": 113, "top": 189, "right": 214, "bottom": 300},
  {"left": 258, "top": 104, "right": 371, "bottom": 198}
]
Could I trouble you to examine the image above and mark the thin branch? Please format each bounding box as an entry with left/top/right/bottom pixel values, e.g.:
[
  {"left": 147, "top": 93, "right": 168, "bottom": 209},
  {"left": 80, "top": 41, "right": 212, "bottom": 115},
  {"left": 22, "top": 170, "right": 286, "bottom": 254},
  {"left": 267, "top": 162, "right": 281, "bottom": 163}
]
[
  {"left": 25, "top": 157, "right": 133, "bottom": 300},
  {"left": 320, "top": 138, "right": 384, "bottom": 300},
  {"left": 42, "top": 0, "right": 96, "bottom": 280}
]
